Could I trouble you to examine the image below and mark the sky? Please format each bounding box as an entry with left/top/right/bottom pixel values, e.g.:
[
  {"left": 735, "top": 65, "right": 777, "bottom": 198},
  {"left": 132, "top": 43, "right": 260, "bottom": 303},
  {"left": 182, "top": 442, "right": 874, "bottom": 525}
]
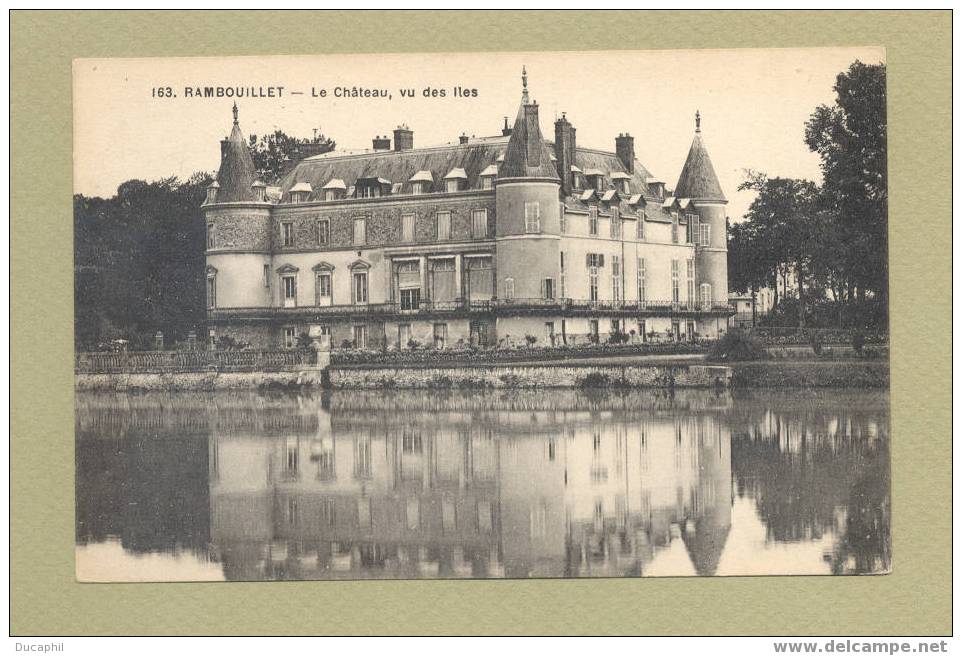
[{"left": 74, "top": 47, "right": 884, "bottom": 222}]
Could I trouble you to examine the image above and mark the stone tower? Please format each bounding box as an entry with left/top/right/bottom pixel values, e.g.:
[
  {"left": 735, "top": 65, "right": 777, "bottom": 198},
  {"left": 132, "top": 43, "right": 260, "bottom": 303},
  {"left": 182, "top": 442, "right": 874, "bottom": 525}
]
[
  {"left": 494, "top": 68, "right": 562, "bottom": 302},
  {"left": 203, "top": 104, "right": 273, "bottom": 323},
  {"left": 674, "top": 111, "right": 728, "bottom": 312}
]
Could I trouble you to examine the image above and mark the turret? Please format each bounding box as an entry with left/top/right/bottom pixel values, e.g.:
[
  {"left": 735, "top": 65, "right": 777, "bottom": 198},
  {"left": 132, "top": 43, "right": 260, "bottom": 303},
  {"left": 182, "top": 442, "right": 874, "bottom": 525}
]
[
  {"left": 203, "top": 104, "right": 273, "bottom": 316},
  {"left": 494, "top": 68, "right": 562, "bottom": 301},
  {"left": 675, "top": 111, "right": 728, "bottom": 326}
]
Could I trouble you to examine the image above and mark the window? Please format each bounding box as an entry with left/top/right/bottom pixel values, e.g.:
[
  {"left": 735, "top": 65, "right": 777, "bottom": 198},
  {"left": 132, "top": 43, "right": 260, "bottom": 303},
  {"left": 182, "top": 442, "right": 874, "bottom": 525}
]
[
  {"left": 481, "top": 176, "right": 494, "bottom": 190},
  {"left": 686, "top": 213, "right": 698, "bottom": 243},
  {"left": 671, "top": 212, "right": 679, "bottom": 244},
  {"left": 398, "top": 323, "right": 411, "bottom": 348},
  {"left": 700, "top": 283, "right": 712, "bottom": 309},
  {"left": 411, "top": 182, "right": 426, "bottom": 195},
  {"left": 612, "top": 255, "right": 622, "bottom": 301},
  {"left": 406, "top": 498, "right": 420, "bottom": 530},
  {"left": 559, "top": 252, "right": 566, "bottom": 298},
  {"left": 477, "top": 501, "right": 492, "bottom": 532},
  {"left": 699, "top": 223, "right": 711, "bottom": 248},
  {"left": 589, "top": 206, "right": 599, "bottom": 235},
  {"left": 353, "top": 217, "right": 366, "bottom": 245},
  {"left": 442, "top": 500, "right": 457, "bottom": 532},
  {"left": 282, "top": 274, "right": 297, "bottom": 308},
  {"left": 354, "top": 438, "right": 372, "bottom": 479},
  {"left": 687, "top": 320, "right": 696, "bottom": 341},
  {"left": 589, "top": 320, "right": 599, "bottom": 340},
  {"left": 542, "top": 278, "right": 555, "bottom": 300},
  {"left": 357, "top": 183, "right": 380, "bottom": 199},
  {"left": 399, "top": 288, "right": 420, "bottom": 311},
  {"left": 263, "top": 264, "right": 270, "bottom": 288},
  {"left": 324, "top": 190, "right": 336, "bottom": 202},
  {"left": 472, "top": 209, "right": 488, "bottom": 239},
  {"left": 357, "top": 497, "right": 372, "bottom": 529},
  {"left": 206, "top": 223, "right": 215, "bottom": 249},
  {"left": 316, "top": 272, "right": 332, "bottom": 305},
  {"left": 671, "top": 259, "right": 680, "bottom": 304},
  {"left": 433, "top": 323, "right": 448, "bottom": 349},
  {"left": 637, "top": 257, "right": 646, "bottom": 304},
  {"left": 352, "top": 271, "right": 368, "bottom": 304},
  {"left": 687, "top": 259, "right": 696, "bottom": 309},
  {"left": 524, "top": 202, "right": 541, "bottom": 233},
  {"left": 610, "top": 207, "right": 621, "bottom": 239},
  {"left": 559, "top": 203, "right": 567, "bottom": 234},
  {"left": 503, "top": 277, "right": 515, "bottom": 300},
  {"left": 445, "top": 179, "right": 460, "bottom": 193},
  {"left": 284, "top": 326, "right": 297, "bottom": 349},
  {"left": 316, "top": 219, "right": 329, "bottom": 245},
  {"left": 401, "top": 213, "right": 415, "bottom": 242},
  {"left": 545, "top": 321, "right": 555, "bottom": 345},
  {"left": 436, "top": 211, "right": 452, "bottom": 241},
  {"left": 529, "top": 502, "right": 547, "bottom": 539},
  {"left": 637, "top": 211, "right": 646, "bottom": 240},
  {"left": 206, "top": 273, "right": 216, "bottom": 309},
  {"left": 402, "top": 431, "right": 422, "bottom": 454},
  {"left": 282, "top": 222, "right": 295, "bottom": 247},
  {"left": 321, "top": 499, "right": 336, "bottom": 528},
  {"left": 352, "top": 324, "right": 368, "bottom": 349},
  {"left": 638, "top": 319, "right": 647, "bottom": 342},
  {"left": 589, "top": 266, "right": 599, "bottom": 302}
]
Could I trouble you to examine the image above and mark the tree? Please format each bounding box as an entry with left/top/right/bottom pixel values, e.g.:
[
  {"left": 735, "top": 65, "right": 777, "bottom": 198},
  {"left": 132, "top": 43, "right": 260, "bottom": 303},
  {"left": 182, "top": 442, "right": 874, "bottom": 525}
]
[
  {"left": 737, "top": 172, "right": 821, "bottom": 327},
  {"left": 805, "top": 61, "right": 887, "bottom": 317},
  {"left": 248, "top": 129, "right": 335, "bottom": 184}
]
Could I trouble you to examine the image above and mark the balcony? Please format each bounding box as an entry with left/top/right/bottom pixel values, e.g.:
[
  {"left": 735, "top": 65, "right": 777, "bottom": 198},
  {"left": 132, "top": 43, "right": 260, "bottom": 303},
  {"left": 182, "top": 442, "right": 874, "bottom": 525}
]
[{"left": 209, "top": 298, "right": 733, "bottom": 322}]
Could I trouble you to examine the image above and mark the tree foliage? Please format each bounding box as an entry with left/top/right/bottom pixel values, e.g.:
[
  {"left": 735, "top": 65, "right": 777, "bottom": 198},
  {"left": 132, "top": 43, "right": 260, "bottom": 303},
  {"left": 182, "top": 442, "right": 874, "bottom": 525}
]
[
  {"left": 805, "top": 60, "right": 887, "bottom": 306},
  {"left": 248, "top": 129, "right": 335, "bottom": 184}
]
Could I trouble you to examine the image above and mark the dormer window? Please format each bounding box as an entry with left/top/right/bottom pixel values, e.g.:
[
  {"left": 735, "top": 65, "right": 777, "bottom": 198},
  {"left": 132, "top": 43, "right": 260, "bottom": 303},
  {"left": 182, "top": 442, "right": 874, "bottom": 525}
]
[
  {"left": 570, "top": 165, "right": 583, "bottom": 190},
  {"left": 205, "top": 181, "right": 219, "bottom": 204},
  {"left": 584, "top": 169, "right": 605, "bottom": 192},
  {"left": 355, "top": 177, "right": 391, "bottom": 199},
  {"left": 610, "top": 172, "right": 631, "bottom": 195},
  {"left": 409, "top": 170, "right": 433, "bottom": 195},
  {"left": 443, "top": 168, "right": 467, "bottom": 193},
  {"left": 479, "top": 164, "right": 498, "bottom": 190},
  {"left": 289, "top": 182, "right": 312, "bottom": 203},
  {"left": 322, "top": 178, "right": 346, "bottom": 201}
]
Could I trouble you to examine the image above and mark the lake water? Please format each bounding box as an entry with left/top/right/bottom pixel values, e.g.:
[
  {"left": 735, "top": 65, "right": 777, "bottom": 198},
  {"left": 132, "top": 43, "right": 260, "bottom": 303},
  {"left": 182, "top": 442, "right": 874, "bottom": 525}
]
[{"left": 75, "top": 388, "right": 890, "bottom": 581}]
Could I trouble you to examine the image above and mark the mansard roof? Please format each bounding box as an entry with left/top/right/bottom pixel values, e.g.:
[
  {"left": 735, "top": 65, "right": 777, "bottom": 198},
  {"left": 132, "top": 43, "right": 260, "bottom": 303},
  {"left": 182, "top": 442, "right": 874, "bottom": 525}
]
[{"left": 215, "top": 109, "right": 258, "bottom": 203}]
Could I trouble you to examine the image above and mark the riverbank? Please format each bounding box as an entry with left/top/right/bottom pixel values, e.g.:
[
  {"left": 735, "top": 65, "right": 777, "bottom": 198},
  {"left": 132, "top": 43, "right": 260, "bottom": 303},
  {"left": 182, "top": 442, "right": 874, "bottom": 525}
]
[{"left": 730, "top": 360, "right": 889, "bottom": 389}]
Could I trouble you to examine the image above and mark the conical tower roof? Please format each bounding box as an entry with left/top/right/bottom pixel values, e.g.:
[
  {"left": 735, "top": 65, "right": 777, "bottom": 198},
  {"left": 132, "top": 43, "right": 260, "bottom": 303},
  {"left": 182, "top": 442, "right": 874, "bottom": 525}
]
[
  {"left": 674, "top": 111, "right": 726, "bottom": 202},
  {"left": 215, "top": 103, "right": 258, "bottom": 203},
  {"left": 499, "top": 68, "right": 560, "bottom": 181}
]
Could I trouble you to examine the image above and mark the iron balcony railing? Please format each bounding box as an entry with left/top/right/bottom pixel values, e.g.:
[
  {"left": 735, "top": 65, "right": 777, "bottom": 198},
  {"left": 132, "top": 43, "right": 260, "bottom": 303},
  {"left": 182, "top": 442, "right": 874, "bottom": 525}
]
[{"left": 207, "top": 298, "right": 734, "bottom": 319}]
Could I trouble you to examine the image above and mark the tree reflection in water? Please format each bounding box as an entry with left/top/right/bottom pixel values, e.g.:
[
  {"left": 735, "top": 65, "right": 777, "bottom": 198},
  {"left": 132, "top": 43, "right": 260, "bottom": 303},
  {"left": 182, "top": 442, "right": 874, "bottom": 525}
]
[{"left": 75, "top": 388, "right": 889, "bottom": 581}]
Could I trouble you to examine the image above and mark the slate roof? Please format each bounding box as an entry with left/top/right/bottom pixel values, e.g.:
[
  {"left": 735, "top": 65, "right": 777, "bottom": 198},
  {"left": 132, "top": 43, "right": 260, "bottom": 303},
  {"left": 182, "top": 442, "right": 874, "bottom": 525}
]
[
  {"left": 674, "top": 132, "right": 726, "bottom": 202},
  {"left": 499, "top": 103, "right": 560, "bottom": 180},
  {"left": 215, "top": 120, "right": 258, "bottom": 203}
]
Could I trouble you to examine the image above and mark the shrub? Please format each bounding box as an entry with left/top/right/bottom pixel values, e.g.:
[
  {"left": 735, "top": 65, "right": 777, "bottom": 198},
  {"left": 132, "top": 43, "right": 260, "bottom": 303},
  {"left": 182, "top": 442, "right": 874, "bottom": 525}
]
[
  {"left": 852, "top": 330, "right": 866, "bottom": 355},
  {"left": 810, "top": 331, "right": 823, "bottom": 355},
  {"left": 707, "top": 331, "right": 769, "bottom": 362},
  {"left": 578, "top": 372, "right": 611, "bottom": 388},
  {"left": 525, "top": 334, "right": 538, "bottom": 347}
]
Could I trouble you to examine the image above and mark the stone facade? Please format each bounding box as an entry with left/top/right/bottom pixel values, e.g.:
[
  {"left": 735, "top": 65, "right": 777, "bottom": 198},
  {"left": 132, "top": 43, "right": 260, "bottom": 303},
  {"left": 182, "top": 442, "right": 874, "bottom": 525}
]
[{"left": 203, "top": 75, "right": 732, "bottom": 350}]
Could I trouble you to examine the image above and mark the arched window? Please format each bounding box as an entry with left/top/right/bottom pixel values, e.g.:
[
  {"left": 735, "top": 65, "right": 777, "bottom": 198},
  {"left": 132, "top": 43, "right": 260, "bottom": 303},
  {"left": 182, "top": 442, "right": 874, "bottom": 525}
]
[
  {"left": 205, "top": 265, "right": 218, "bottom": 309},
  {"left": 313, "top": 262, "right": 335, "bottom": 306}
]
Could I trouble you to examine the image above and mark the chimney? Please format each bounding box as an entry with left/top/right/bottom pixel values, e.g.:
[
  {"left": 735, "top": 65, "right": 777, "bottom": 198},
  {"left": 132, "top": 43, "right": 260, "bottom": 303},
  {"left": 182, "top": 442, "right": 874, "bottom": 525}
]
[
  {"left": 459, "top": 133, "right": 469, "bottom": 145},
  {"left": 372, "top": 135, "right": 391, "bottom": 151},
  {"left": 554, "top": 112, "right": 576, "bottom": 196},
  {"left": 616, "top": 133, "right": 635, "bottom": 174},
  {"left": 393, "top": 124, "right": 413, "bottom": 151},
  {"left": 523, "top": 102, "right": 541, "bottom": 163},
  {"left": 220, "top": 137, "right": 230, "bottom": 160},
  {"left": 501, "top": 116, "right": 512, "bottom": 136}
]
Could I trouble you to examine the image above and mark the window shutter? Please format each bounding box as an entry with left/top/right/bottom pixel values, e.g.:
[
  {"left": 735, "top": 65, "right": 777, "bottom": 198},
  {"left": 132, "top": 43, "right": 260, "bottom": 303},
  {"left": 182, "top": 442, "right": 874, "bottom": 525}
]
[
  {"left": 586, "top": 253, "right": 592, "bottom": 268},
  {"left": 540, "top": 279, "right": 546, "bottom": 300},
  {"left": 599, "top": 254, "right": 605, "bottom": 268}
]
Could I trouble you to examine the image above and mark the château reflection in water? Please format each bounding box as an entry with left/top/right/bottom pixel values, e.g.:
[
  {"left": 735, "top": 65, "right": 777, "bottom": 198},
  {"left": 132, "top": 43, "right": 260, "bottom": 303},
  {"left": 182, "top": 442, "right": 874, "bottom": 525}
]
[{"left": 75, "top": 388, "right": 890, "bottom": 581}]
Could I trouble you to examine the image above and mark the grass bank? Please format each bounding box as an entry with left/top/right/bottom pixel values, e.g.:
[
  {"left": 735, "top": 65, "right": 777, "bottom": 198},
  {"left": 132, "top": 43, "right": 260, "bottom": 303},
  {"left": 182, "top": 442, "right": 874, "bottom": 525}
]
[{"left": 730, "top": 360, "right": 889, "bottom": 389}]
